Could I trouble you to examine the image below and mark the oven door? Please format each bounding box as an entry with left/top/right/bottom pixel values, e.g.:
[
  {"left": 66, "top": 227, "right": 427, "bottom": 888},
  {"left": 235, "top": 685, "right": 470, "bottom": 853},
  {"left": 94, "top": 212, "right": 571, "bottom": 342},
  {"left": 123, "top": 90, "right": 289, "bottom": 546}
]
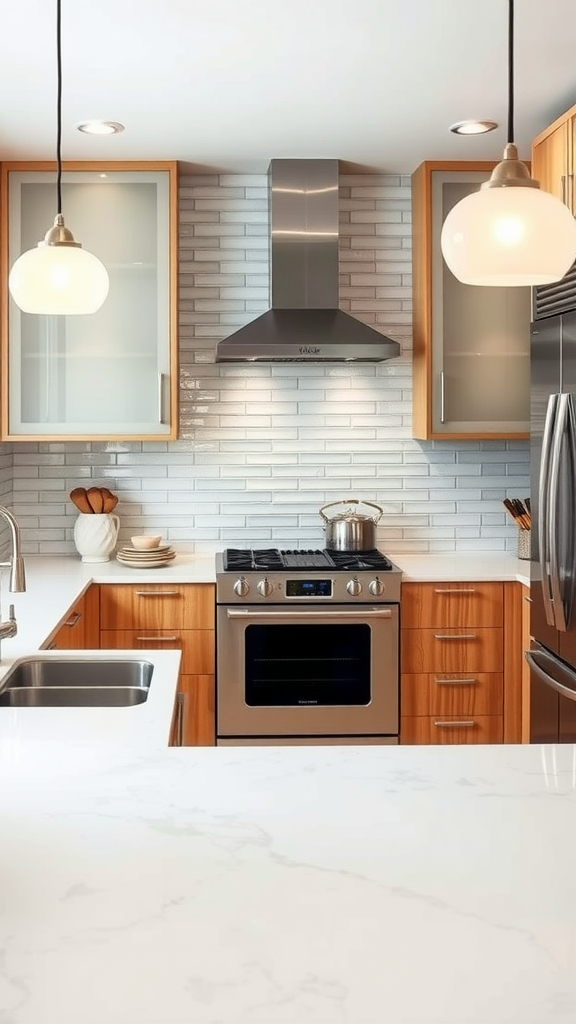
[{"left": 216, "top": 603, "right": 398, "bottom": 738}]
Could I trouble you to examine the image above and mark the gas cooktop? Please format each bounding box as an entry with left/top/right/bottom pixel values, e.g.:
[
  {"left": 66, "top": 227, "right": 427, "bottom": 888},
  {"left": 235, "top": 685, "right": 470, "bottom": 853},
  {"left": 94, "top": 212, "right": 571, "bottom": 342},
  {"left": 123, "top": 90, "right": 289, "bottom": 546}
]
[{"left": 222, "top": 547, "right": 394, "bottom": 572}]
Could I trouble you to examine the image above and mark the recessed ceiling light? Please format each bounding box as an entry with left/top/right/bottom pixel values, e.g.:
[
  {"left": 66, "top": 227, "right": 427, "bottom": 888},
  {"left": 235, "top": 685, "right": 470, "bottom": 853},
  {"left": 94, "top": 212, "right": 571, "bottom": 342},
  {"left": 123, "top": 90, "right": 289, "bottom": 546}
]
[
  {"left": 76, "top": 120, "right": 125, "bottom": 136},
  {"left": 449, "top": 120, "right": 499, "bottom": 136}
]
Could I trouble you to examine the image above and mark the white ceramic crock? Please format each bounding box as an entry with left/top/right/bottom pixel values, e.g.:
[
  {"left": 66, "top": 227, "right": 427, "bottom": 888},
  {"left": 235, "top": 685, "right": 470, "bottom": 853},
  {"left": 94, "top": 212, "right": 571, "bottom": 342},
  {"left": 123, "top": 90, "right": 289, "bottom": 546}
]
[{"left": 73, "top": 512, "right": 120, "bottom": 563}]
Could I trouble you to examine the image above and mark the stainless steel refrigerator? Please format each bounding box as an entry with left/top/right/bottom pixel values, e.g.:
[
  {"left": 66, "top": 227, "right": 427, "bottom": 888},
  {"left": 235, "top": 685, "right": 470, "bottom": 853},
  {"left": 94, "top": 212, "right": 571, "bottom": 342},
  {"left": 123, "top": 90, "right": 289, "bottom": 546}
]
[{"left": 528, "top": 310, "right": 576, "bottom": 741}]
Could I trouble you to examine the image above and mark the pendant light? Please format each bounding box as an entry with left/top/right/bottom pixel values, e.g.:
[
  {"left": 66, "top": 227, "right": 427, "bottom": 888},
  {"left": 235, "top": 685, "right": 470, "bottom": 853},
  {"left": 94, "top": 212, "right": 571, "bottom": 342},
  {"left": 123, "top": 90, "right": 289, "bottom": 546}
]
[
  {"left": 440, "top": 0, "right": 576, "bottom": 287},
  {"left": 8, "top": 0, "right": 109, "bottom": 315}
]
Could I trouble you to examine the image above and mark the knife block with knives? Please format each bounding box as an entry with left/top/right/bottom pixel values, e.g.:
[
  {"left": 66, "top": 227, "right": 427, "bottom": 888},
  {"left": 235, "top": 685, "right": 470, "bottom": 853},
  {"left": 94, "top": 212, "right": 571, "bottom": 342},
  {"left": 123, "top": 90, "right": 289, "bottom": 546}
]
[{"left": 503, "top": 498, "right": 531, "bottom": 560}]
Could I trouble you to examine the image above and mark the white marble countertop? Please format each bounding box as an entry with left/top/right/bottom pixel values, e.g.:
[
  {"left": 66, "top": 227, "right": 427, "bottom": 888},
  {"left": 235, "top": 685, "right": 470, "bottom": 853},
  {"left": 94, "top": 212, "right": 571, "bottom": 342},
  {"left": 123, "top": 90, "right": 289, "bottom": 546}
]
[
  {"left": 0, "top": 740, "right": 575, "bottom": 1024},
  {"left": 392, "top": 551, "right": 530, "bottom": 586}
]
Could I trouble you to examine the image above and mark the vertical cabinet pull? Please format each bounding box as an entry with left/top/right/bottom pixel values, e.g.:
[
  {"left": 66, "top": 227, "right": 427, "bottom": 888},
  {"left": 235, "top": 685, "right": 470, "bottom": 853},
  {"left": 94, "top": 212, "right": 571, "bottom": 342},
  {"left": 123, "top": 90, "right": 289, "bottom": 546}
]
[
  {"left": 439, "top": 370, "right": 446, "bottom": 424},
  {"left": 174, "top": 692, "right": 185, "bottom": 747}
]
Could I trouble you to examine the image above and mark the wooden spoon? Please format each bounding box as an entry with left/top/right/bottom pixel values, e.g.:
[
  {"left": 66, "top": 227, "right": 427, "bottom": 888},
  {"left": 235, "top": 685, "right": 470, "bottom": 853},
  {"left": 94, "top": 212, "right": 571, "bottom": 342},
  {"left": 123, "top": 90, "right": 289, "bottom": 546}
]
[
  {"left": 69, "top": 487, "right": 93, "bottom": 514},
  {"left": 101, "top": 488, "right": 119, "bottom": 513},
  {"left": 86, "top": 487, "right": 104, "bottom": 514}
]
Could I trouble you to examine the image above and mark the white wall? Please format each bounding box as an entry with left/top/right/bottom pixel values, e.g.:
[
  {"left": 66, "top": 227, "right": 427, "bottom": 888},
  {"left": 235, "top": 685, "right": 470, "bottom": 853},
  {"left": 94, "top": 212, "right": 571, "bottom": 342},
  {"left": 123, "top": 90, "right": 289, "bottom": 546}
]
[{"left": 11, "top": 171, "right": 529, "bottom": 556}]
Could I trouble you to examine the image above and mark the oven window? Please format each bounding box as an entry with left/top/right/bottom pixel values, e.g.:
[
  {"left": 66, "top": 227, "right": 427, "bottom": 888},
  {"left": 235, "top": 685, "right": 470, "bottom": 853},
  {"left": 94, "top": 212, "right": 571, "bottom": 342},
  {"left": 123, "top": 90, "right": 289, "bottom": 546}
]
[{"left": 245, "top": 623, "right": 371, "bottom": 706}]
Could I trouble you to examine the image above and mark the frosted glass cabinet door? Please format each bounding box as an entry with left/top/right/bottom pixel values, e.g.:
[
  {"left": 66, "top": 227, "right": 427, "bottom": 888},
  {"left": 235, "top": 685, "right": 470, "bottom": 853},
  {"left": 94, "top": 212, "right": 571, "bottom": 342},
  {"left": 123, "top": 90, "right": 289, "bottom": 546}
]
[
  {"left": 2, "top": 163, "right": 178, "bottom": 439},
  {"left": 411, "top": 163, "right": 531, "bottom": 440}
]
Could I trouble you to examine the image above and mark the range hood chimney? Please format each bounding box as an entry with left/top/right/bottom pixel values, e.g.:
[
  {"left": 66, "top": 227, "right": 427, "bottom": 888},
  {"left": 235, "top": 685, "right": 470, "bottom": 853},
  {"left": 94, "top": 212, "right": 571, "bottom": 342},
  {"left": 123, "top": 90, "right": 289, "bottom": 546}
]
[{"left": 215, "top": 159, "right": 401, "bottom": 363}]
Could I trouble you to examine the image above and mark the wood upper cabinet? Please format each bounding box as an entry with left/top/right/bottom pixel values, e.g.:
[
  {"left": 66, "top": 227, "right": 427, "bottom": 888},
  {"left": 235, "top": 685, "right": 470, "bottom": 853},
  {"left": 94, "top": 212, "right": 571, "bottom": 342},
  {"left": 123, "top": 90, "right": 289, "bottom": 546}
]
[
  {"left": 532, "top": 106, "right": 576, "bottom": 213},
  {"left": 411, "top": 161, "right": 531, "bottom": 440},
  {"left": 400, "top": 581, "right": 524, "bottom": 745},
  {"left": 100, "top": 583, "right": 215, "bottom": 746},
  {"left": 0, "top": 161, "right": 179, "bottom": 441},
  {"left": 41, "top": 584, "right": 100, "bottom": 650}
]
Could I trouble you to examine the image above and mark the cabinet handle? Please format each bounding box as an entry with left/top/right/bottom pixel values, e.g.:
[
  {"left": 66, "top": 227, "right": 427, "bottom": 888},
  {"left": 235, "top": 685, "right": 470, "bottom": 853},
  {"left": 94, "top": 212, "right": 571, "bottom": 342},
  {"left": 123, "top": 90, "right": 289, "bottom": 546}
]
[
  {"left": 158, "top": 372, "right": 166, "bottom": 425},
  {"left": 135, "top": 590, "right": 179, "bottom": 597},
  {"left": 434, "top": 633, "right": 477, "bottom": 640},
  {"left": 433, "top": 588, "right": 477, "bottom": 594},
  {"left": 523, "top": 595, "right": 532, "bottom": 604},
  {"left": 435, "top": 677, "right": 476, "bottom": 685},
  {"left": 433, "top": 720, "right": 476, "bottom": 728},
  {"left": 440, "top": 370, "right": 446, "bottom": 424},
  {"left": 45, "top": 641, "right": 57, "bottom": 651},
  {"left": 175, "top": 691, "right": 185, "bottom": 746},
  {"left": 561, "top": 174, "right": 567, "bottom": 205},
  {"left": 136, "top": 635, "right": 179, "bottom": 642},
  {"left": 64, "top": 612, "right": 82, "bottom": 628}
]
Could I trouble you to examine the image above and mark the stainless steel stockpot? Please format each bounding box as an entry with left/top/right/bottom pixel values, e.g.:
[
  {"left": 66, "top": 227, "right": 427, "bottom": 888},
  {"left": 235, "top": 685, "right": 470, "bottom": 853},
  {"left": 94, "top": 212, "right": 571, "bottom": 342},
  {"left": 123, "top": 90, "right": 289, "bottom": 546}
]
[{"left": 319, "top": 499, "right": 383, "bottom": 551}]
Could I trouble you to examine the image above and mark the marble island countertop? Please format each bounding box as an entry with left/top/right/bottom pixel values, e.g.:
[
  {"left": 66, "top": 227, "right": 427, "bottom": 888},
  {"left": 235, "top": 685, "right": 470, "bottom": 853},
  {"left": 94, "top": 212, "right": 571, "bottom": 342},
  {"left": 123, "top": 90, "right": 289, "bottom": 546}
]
[{"left": 1, "top": 740, "right": 575, "bottom": 1024}]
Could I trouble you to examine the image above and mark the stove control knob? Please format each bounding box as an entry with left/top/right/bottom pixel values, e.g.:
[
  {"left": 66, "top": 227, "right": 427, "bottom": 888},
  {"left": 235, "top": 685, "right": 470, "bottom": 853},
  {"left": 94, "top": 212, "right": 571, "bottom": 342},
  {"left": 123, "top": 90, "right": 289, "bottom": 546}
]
[
  {"left": 346, "top": 577, "right": 362, "bottom": 597},
  {"left": 233, "top": 577, "right": 250, "bottom": 598},
  {"left": 369, "top": 577, "right": 385, "bottom": 597},
  {"left": 257, "top": 578, "right": 274, "bottom": 598}
]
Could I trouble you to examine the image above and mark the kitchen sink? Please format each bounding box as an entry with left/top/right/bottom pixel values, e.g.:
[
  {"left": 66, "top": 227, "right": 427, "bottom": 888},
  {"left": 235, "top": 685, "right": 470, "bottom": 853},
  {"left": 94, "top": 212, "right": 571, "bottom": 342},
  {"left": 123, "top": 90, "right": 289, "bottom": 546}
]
[{"left": 0, "top": 657, "right": 153, "bottom": 707}]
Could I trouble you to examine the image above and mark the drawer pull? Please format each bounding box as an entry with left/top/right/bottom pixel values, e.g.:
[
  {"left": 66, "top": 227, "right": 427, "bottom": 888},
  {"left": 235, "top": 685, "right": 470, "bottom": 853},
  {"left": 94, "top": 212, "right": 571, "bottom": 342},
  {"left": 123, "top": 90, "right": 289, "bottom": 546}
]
[
  {"left": 135, "top": 590, "right": 179, "bottom": 597},
  {"left": 433, "top": 588, "right": 477, "bottom": 594},
  {"left": 435, "top": 677, "right": 476, "bottom": 685},
  {"left": 64, "top": 612, "right": 82, "bottom": 627},
  {"left": 433, "top": 720, "right": 476, "bottom": 728},
  {"left": 434, "top": 633, "right": 477, "bottom": 640},
  {"left": 135, "top": 635, "right": 179, "bottom": 642}
]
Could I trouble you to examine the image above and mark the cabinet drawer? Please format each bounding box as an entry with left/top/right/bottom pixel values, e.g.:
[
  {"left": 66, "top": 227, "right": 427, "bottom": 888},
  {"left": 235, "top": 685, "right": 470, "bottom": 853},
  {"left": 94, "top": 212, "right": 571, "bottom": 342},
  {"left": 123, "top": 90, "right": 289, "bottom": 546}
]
[
  {"left": 401, "top": 582, "right": 503, "bottom": 629},
  {"left": 100, "top": 629, "right": 214, "bottom": 675},
  {"left": 401, "top": 672, "right": 503, "bottom": 717},
  {"left": 100, "top": 584, "right": 215, "bottom": 630},
  {"left": 401, "top": 627, "right": 503, "bottom": 674},
  {"left": 401, "top": 715, "right": 503, "bottom": 745}
]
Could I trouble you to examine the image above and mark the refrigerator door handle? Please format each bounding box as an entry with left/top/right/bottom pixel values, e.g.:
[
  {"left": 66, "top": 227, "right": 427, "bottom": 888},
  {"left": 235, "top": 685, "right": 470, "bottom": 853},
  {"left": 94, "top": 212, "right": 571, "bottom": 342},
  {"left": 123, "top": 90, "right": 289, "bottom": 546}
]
[
  {"left": 548, "top": 393, "right": 576, "bottom": 633},
  {"left": 526, "top": 647, "right": 576, "bottom": 703},
  {"left": 539, "top": 394, "right": 558, "bottom": 627}
]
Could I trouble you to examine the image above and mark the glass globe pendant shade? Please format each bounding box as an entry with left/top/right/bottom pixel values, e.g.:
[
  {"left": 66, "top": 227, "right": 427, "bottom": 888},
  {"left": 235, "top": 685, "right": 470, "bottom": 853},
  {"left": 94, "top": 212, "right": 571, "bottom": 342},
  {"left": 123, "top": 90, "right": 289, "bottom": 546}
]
[
  {"left": 441, "top": 162, "right": 576, "bottom": 287},
  {"left": 8, "top": 215, "right": 109, "bottom": 315}
]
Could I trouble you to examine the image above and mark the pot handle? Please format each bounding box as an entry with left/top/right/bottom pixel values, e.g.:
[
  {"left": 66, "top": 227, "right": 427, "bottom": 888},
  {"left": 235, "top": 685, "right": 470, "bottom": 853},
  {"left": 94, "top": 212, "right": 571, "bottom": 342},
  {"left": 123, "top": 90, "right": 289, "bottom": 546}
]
[{"left": 319, "top": 498, "right": 384, "bottom": 524}]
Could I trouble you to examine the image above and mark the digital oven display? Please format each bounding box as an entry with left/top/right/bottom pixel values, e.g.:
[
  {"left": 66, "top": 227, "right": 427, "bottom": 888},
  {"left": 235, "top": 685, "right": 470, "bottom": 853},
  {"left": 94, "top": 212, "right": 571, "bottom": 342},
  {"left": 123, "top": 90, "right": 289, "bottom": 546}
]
[{"left": 285, "top": 578, "right": 332, "bottom": 598}]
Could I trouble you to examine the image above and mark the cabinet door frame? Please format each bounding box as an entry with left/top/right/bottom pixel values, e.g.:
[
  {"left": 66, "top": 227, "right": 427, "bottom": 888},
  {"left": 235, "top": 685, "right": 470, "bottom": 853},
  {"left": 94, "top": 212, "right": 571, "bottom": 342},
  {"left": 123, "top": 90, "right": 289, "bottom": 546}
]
[
  {"left": 411, "top": 159, "right": 530, "bottom": 441},
  {"left": 0, "top": 160, "right": 179, "bottom": 441}
]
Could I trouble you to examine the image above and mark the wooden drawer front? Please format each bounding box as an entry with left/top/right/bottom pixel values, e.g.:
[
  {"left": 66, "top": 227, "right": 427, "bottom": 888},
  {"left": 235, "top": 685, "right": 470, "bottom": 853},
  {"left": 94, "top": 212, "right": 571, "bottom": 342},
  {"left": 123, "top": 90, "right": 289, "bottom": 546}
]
[
  {"left": 401, "top": 715, "right": 503, "bottom": 745},
  {"left": 401, "top": 582, "right": 503, "bottom": 629},
  {"left": 401, "top": 627, "right": 502, "bottom": 674},
  {"left": 100, "top": 583, "right": 215, "bottom": 630},
  {"left": 100, "top": 629, "right": 215, "bottom": 675},
  {"left": 401, "top": 672, "right": 503, "bottom": 717}
]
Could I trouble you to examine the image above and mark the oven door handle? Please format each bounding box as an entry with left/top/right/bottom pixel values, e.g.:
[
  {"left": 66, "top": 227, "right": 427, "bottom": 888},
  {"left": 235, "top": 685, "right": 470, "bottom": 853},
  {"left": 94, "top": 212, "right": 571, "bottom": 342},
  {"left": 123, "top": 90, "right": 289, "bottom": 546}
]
[{"left": 225, "top": 608, "right": 393, "bottom": 620}]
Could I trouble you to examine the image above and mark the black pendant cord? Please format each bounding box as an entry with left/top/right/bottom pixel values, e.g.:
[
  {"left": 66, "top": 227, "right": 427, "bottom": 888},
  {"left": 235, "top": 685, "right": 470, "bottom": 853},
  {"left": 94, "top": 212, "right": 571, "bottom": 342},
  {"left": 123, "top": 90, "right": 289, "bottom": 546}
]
[
  {"left": 507, "top": 0, "right": 514, "bottom": 145},
  {"left": 56, "top": 0, "right": 63, "bottom": 216}
]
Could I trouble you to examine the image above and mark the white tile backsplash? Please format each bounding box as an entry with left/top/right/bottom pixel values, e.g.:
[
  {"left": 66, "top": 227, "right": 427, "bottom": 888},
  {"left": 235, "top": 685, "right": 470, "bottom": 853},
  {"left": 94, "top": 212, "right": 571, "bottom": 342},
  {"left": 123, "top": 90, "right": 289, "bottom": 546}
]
[{"left": 6, "top": 170, "right": 529, "bottom": 555}]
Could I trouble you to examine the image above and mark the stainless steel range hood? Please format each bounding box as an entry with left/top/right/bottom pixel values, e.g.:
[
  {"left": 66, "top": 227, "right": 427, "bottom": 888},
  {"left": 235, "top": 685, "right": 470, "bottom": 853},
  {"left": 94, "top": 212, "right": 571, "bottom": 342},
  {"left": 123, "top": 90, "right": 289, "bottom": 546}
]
[{"left": 215, "top": 159, "right": 401, "bottom": 363}]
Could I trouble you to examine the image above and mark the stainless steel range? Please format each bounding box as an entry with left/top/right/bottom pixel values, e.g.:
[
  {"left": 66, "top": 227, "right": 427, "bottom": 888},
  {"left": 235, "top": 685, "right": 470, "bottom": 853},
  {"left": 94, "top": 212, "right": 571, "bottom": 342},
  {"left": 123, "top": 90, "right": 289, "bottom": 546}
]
[{"left": 216, "top": 548, "right": 401, "bottom": 746}]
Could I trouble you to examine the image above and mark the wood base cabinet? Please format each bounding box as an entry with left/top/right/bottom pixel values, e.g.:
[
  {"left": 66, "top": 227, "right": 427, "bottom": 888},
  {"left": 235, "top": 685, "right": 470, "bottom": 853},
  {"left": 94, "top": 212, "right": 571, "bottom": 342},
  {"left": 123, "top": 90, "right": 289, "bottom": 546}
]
[
  {"left": 400, "top": 581, "right": 516, "bottom": 744},
  {"left": 42, "top": 584, "right": 100, "bottom": 650},
  {"left": 100, "top": 583, "right": 216, "bottom": 746}
]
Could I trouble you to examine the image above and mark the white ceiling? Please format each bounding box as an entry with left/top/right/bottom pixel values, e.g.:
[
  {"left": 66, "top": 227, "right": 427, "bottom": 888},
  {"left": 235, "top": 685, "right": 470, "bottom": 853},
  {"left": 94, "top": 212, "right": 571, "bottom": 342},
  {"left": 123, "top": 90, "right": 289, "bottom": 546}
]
[{"left": 2, "top": 0, "right": 576, "bottom": 174}]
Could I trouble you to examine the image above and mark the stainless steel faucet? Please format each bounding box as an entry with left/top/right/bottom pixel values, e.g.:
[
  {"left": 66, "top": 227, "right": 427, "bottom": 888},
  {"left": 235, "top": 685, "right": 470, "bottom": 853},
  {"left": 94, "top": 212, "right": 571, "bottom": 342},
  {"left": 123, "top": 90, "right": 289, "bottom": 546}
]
[{"left": 0, "top": 506, "right": 26, "bottom": 647}]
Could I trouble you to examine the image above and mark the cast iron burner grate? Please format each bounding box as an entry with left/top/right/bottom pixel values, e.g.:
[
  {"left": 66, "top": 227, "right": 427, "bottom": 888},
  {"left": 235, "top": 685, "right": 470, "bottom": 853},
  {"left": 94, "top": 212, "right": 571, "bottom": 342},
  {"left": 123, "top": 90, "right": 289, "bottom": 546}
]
[{"left": 223, "top": 548, "right": 394, "bottom": 572}]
